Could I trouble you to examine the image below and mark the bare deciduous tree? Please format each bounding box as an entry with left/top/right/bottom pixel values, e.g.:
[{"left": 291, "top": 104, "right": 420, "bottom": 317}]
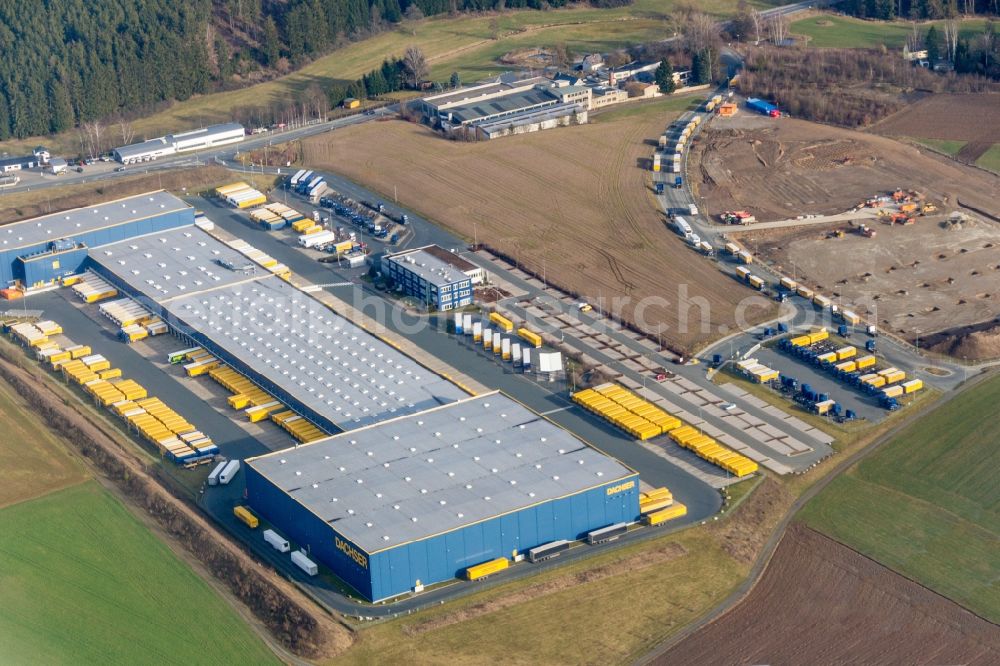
[
  {"left": 402, "top": 45, "right": 428, "bottom": 88},
  {"left": 750, "top": 8, "right": 764, "bottom": 45},
  {"left": 683, "top": 11, "right": 719, "bottom": 54},
  {"left": 78, "top": 120, "right": 105, "bottom": 159},
  {"left": 767, "top": 14, "right": 789, "bottom": 45},
  {"left": 943, "top": 19, "right": 959, "bottom": 61},
  {"left": 118, "top": 118, "right": 135, "bottom": 146},
  {"left": 906, "top": 22, "right": 923, "bottom": 52}
]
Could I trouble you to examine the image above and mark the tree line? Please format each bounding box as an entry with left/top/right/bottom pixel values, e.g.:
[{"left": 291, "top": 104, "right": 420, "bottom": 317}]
[
  {"left": 840, "top": 0, "right": 999, "bottom": 21},
  {"left": 0, "top": 0, "right": 637, "bottom": 142},
  {"left": 739, "top": 46, "right": 1000, "bottom": 127}
]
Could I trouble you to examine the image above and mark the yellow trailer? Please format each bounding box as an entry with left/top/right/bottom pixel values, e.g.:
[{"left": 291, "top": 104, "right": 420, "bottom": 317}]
[
  {"left": 489, "top": 312, "right": 514, "bottom": 333},
  {"left": 835, "top": 346, "right": 856, "bottom": 361},
  {"left": 517, "top": 328, "right": 543, "bottom": 348},
  {"left": 234, "top": 506, "right": 259, "bottom": 529},
  {"left": 643, "top": 503, "right": 688, "bottom": 526},
  {"left": 464, "top": 557, "right": 508, "bottom": 581},
  {"left": 855, "top": 355, "right": 877, "bottom": 370}
]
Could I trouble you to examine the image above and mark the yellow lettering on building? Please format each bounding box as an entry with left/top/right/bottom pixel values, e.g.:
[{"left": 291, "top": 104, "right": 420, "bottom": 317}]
[
  {"left": 336, "top": 536, "right": 369, "bottom": 569},
  {"left": 606, "top": 480, "right": 636, "bottom": 496}
]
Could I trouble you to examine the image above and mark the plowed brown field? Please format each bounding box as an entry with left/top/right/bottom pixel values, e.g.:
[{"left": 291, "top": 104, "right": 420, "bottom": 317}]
[
  {"left": 304, "top": 110, "right": 774, "bottom": 351},
  {"left": 874, "top": 93, "right": 1000, "bottom": 144},
  {"left": 652, "top": 523, "right": 1000, "bottom": 666}
]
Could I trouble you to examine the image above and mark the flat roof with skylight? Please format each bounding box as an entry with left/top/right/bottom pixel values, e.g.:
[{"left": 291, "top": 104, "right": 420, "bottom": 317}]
[
  {"left": 166, "top": 275, "right": 467, "bottom": 429},
  {"left": 0, "top": 191, "right": 188, "bottom": 251},
  {"left": 247, "top": 392, "right": 636, "bottom": 552},
  {"left": 93, "top": 226, "right": 262, "bottom": 300}
]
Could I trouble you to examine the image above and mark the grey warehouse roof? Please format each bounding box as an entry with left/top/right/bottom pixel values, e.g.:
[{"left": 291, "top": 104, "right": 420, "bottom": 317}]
[
  {"left": 114, "top": 137, "right": 172, "bottom": 160},
  {"left": 166, "top": 275, "right": 467, "bottom": 429},
  {"left": 447, "top": 88, "right": 558, "bottom": 124},
  {"left": 0, "top": 191, "right": 188, "bottom": 251},
  {"left": 93, "top": 226, "right": 263, "bottom": 300},
  {"left": 385, "top": 246, "right": 471, "bottom": 286},
  {"left": 168, "top": 122, "right": 245, "bottom": 143},
  {"left": 247, "top": 392, "right": 635, "bottom": 552}
]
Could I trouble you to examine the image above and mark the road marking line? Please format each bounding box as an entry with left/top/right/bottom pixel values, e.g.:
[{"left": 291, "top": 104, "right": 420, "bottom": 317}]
[{"left": 539, "top": 406, "right": 570, "bottom": 416}]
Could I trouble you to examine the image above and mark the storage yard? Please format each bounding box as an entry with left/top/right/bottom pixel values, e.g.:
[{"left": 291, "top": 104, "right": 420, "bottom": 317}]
[
  {"left": 0, "top": 188, "right": 716, "bottom": 604},
  {"left": 692, "top": 115, "right": 998, "bottom": 223},
  {"left": 301, "top": 102, "right": 773, "bottom": 351},
  {"left": 653, "top": 524, "right": 1000, "bottom": 666}
]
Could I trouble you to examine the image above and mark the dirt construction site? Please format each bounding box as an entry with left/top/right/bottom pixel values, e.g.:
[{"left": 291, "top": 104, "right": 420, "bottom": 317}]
[
  {"left": 304, "top": 103, "right": 774, "bottom": 352},
  {"left": 691, "top": 114, "right": 998, "bottom": 222},
  {"left": 654, "top": 523, "right": 1000, "bottom": 666},
  {"left": 694, "top": 114, "right": 1000, "bottom": 358}
]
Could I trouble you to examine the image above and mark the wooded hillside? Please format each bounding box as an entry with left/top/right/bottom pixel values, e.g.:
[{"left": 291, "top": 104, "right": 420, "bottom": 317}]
[{"left": 0, "top": 0, "right": 606, "bottom": 141}]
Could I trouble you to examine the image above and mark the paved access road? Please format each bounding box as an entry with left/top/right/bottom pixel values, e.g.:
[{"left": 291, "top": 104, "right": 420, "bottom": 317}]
[{"left": 186, "top": 195, "right": 723, "bottom": 614}]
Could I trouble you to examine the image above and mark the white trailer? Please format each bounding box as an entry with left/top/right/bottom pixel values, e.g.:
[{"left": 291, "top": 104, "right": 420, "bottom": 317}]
[
  {"left": 673, "top": 216, "right": 692, "bottom": 236},
  {"left": 289, "top": 169, "right": 306, "bottom": 187},
  {"left": 291, "top": 549, "right": 318, "bottom": 576},
  {"left": 298, "top": 231, "right": 337, "bottom": 248},
  {"left": 264, "top": 529, "right": 291, "bottom": 553},
  {"left": 688, "top": 203, "right": 699, "bottom": 216},
  {"left": 207, "top": 460, "right": 227, "bottom": 486},
  {"left": 218, "top": 459, "right": 240, "bottom": 485}
]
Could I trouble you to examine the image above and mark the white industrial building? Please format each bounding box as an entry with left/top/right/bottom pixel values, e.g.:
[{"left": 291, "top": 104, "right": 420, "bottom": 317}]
[{"left": 113, "top": 122, "right": 245, "bottom": 164}]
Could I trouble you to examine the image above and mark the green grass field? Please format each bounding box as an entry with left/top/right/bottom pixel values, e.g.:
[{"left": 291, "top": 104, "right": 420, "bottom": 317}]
[
  {"left": 0, "top": 375, "right": 88, "bottom": 509},
  {"left": 791, "top": 14, "right": 987, "bottom": 49},
  {"left": 800, "top": 372, "right": 1000, "bottom": 622},
  {"left": 0, "top": 482, "right": 278, "bottom": 664},
  {"left": 976, "top": 144, "right": 1000, "bottom": 173},
  {"left": 910, "top": 137, "right": 967, "bottom": 157}
]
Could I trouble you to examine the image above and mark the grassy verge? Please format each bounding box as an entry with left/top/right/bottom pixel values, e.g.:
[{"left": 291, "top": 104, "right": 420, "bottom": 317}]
[
  {"left": 910, "top": 137, "right": 967, "bottom": 157},
  {"left": 791, "top": 14, "right": 987, "bottom": 49},
  {"left": 975, "top": 144, "right": 1000, "bottom": 173},
  {"left": 800, "top": 372, "right": 1000, "bottom": 622},
  {"left": 0, "top": 378, "right": 88, "bottom": 508},
  {"left": 0, "top": 166, "right": 277, "bottom": 225},
  {"left": 0, "top": 482, "right": 278, "bottom": 663},
  {"left": 329, "top": 519, "right": 749, "bottom": 665},
  {"left": 591, "top": 92, "right": 703, "bottom": 123}
]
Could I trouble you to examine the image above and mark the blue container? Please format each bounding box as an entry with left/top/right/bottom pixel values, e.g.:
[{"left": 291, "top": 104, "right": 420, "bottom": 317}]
[
  {"left": 866, "top": 339, "right": 877, "bottom": 352},
  {"left": 832, "top": 403, "right": 842, "bottom": 415},
  {"left": 778, "top": 322, "right": 789, "bottom": 333},
  {"left": 801, "top": 383, "right": 812, "bottom": 396},
  {"left": 818, "top": 393, "right": 829, "bottom": 402},
  {"left": 764, "top": 327, "right": 774, "bottom": 336},
  {"left": 838, "top": 325, "right": 849, "bottom": 337},
  {"left": 712, "top": 354, "right": 722, "bottom": 366}
]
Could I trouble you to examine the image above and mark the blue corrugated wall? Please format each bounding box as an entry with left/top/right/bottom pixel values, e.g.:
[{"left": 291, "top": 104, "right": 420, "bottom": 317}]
[
  {"left": 0, "top": 208, "right": 192, "bottom": 286},
  {"left": 245, "top": 464, "right": 374, "bottom": 599},
  {"left": 245, "top": 464, "right": 640, "bottom": 602},
  {"left": 367, "top": 476, "right": 640, "bottom": 601},
  {"left": 16, "top": 246, "right": 90, "bottom": 286}
]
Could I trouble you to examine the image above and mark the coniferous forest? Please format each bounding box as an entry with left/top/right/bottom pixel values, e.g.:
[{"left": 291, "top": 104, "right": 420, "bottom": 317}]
[{"left": 0, "top": 0, "right": 589, "bottom": 140}]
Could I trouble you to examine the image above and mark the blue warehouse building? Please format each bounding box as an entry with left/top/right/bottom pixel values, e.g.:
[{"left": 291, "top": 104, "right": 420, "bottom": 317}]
[
  {"left": 0, "top": 191, "right": 192, "bottom": 289},
  {"left": 383, "top": 245, "right": 474, "bottom": 311},
  {"left": 245, "top": 392, "right": 640, "bottom": 602}
]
